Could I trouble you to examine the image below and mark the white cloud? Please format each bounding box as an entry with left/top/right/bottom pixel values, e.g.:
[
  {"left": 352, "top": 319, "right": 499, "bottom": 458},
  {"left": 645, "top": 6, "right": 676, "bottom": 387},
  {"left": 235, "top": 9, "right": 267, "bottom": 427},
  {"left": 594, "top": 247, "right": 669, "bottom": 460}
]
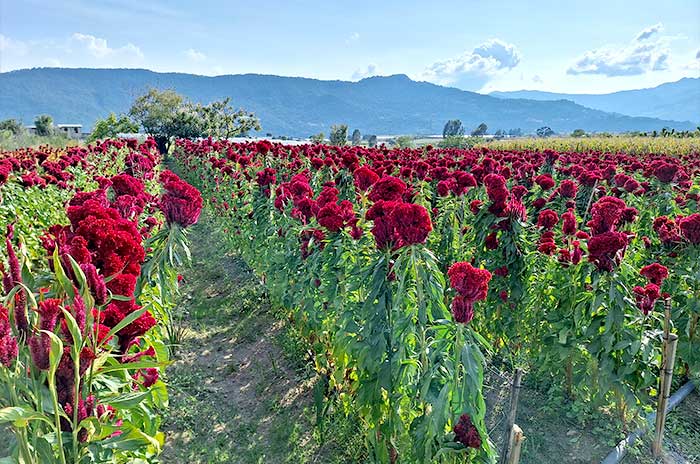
[
  {"left": 567, "top": 24, "right": 670, "bottom": 76},
  {"left": 421, "top": 39, "right": 521, "bottom": 90},
  {"left": 532, "top": 74, "right": 543, "bottom": 83},
  {"left": 0, "top": 34, "right": 29, "bottom": 55},
  {"left": 185, "top": 48, "right": 206, "bottom": 62},
  {"left": 71, "top": 33, "right": 144, "bottom": 60},
  {"left": 352, "top": 63, "right": 378, "bottom": 80},
  {"left": 636, "top": 23, "right": 663, "bottom": 41},
  {"left": 346, "top": 32, "right": 360, "bottom": 44}
]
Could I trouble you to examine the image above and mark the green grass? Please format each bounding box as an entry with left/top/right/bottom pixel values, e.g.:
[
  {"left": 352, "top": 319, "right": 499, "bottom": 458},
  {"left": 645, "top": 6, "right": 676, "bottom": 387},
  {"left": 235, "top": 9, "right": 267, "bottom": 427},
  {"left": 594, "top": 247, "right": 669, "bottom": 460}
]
[{"left": 160, "top": 211, "right": 365, "bottom": 464}]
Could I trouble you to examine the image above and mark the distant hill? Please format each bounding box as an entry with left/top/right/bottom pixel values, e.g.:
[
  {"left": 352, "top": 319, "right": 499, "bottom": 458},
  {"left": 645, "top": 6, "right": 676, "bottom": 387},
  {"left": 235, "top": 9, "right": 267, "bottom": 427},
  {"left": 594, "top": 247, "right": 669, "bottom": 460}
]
[
  {"left": 0, "top": 67, "right": 695, "bottom": 137},
  {"left": 490, "top": 77, "right": 700, "bottom": 125}
]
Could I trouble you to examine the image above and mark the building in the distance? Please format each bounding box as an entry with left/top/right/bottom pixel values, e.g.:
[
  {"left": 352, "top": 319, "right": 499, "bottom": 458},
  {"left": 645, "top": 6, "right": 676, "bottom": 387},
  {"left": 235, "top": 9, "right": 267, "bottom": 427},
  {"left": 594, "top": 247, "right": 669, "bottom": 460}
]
[
  {"left": 56, "top": 124, "right": 83, "bottom": 139},
  {"left": 25, "top": 123, "right": 83, "bottom": 139}
]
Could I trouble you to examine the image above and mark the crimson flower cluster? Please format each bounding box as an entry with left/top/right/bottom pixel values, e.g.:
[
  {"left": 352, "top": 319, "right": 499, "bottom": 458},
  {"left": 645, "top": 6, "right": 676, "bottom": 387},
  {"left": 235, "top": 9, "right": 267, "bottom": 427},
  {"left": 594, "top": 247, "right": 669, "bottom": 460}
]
[
  {"left": 447, "top": 262, "right": 492, "bottom": 324},
  {"left": 159, "top": 170, "right": 203, "bottom": 228},
  {"left": 586, "top": 196, "right": 633, "bottom": 272},
  {"left": 453, "top": 413, "right": 481, "bottom": 449},
  {"left": 365, "top": 199, "right": 432, "bottom": 250},
  {"left": 634, "top": 263, "right": 669, "bottom": 315}
]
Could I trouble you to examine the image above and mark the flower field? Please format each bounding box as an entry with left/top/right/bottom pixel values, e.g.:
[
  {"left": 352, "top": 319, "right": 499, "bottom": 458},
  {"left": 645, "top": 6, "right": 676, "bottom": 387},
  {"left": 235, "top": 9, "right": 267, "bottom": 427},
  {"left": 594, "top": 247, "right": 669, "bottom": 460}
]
[
  {"left": 173, "top": 138, "right": 699, "bottom": 463},
  {"left": 0, "top": 136, "right": 698, "bottom": 463},
  {"left": 0, "top": 139, "right": 202, "bottom": 462}
]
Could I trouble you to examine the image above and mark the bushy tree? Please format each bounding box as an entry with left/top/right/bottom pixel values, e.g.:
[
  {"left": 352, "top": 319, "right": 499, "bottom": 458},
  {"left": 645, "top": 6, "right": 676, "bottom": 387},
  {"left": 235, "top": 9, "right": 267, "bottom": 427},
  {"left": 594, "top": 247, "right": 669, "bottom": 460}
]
[
  {"left": 571, "top": 129, "right": 586, "bottom": 138},
  {"left": 442, "top": 119, "right": 464, "bottom": 138},
  {"left": 0, "top": 119, "right": 23, "bottom": 136},
  {"left": 329, "top": 124, "right": 348, "bottom": 146},
  {"left": 471, "top": 122, "right": 488, "bottom": 136},
  {"left": 508, "top": 128, "right": 522, "bottom": 137},
  {"left": 367, "top": 134, "right": 378, "bottom": 148},
  {"left": 394, "top": 135, "right": 414, "bottom": 148},
  {"left": 34, "top": 115, "right": 53, "bottom": 136},
  {"left": 194, "top": 97, "right": 260, "bottom": 139},
  {"left": 537, "top": 126, "right": 555, "bottom": 137},
  {"left": 351, "top": 129, "right": 362, "bottom": 145},
  {"left": 129, "top": 88, "right": 260, "bottom": 153},
  {"left": 438, "top": 135, "right": 482, "bottom": 149},
  {"left": 310, "top": 132, "right": 325, "bottom": 143},
  {"left": 88, "top": 113, "right": 139, "bottom": 142}
]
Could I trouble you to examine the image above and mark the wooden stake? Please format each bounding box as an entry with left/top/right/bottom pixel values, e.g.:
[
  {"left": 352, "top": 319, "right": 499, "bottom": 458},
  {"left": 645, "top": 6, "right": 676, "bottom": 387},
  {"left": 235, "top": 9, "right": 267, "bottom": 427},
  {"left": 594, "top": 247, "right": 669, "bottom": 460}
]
[
  {"left": 500, "top": 368, "right": 523, "bottom": 464},
  {"left": 507, "top": 424, "right": 525, "bottom": 464},
  {"left": 652, "top": 333, "right": 678, "bottom": 457}
]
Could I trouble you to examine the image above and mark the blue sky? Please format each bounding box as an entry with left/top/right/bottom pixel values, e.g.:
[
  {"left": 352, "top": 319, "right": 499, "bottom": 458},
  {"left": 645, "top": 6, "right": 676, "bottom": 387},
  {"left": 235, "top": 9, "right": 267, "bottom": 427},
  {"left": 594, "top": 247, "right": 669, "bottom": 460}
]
[{"left": 1, "top": 0, "right": 698, "bottom": 94}]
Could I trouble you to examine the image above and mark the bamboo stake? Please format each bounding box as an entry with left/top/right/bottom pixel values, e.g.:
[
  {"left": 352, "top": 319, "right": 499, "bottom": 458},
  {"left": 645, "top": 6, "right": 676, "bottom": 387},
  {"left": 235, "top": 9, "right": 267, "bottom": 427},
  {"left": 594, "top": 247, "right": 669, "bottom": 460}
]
[
  {"left": 652, "top": 332, "right": 678, "bottom": 457},
  {"left": 507, "top": 424, "right": 525, "bottom": 464},
  {"left": 500, "top": 368, "right": 523, "bottom": 464}
]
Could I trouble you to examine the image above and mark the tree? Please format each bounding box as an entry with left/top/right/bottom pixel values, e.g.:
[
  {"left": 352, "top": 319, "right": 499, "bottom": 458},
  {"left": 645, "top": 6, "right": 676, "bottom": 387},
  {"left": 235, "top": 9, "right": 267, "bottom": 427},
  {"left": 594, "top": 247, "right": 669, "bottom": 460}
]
[
  {"left": 329, "top": 124, "right": 348, "bottom": 146},
  {"left": 443, "top": 119, "right": 464, "bottom": 138},
  {"left": 351, "top": 129, "right": 362, "bottom": 145},
  {"left": 571, "top": 129, "right": 586, "bottom": 138},
  {"left": 129, "top": 88, "right": 259, "bottom": 154},
  {"left": 394, "top": 135, "right": 414, "bottom": 148},
  {"left": 88, "top": 113, "right": 139, "bottom": 142},
  {"left": 367, "top": 134, "right": 378, "bottom": 148},
  {"left": 34, "top": 115, "right": 53, "bottom": 136},
  {"left": 471, "top": 123, "right": 488, "bottom": 137},
  {"left": 129, "top": 89, "right": 192, "bottom": 153},
  {"left": 508, "top": 128, "right": 522, "bottom": 137},
  {"left": 310, "top": 132, "right": 325, "bottom": 143},
  {"left": 536, "top": 126, "right": 554, "bottom": 137},
  {"left": 194, "top": 97, "right": 260, "bottom": 139},
  {"left": 0, "top": 119, "right": 23, "bottom": 136},
  {"left": 494, "top": 129, "right": 506, "bottom": 139}
]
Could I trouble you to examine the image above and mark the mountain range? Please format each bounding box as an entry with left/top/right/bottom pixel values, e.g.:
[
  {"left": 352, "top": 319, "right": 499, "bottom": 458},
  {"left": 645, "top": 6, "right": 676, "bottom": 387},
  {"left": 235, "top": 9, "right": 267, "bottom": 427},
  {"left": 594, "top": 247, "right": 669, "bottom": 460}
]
[
  {"left": 490, "top": 77, "right": 699, "bottom": 125},
  {"left": 0, "top": 68, "right": 697, "bottom": 137}
]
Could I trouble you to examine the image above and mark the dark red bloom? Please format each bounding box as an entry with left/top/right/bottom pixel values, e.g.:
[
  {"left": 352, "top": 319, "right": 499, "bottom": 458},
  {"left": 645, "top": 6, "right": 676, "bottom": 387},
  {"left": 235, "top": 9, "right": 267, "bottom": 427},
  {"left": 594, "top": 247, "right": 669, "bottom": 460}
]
[
  {"left": 534, "top": 174, "right": 555, "bottom": 190},
  {"left": 653, "top": 216, "right": 682, "bottom": 244},
  {"left": 454, "top": 413, "right": 481, "bottom": 449},
  {"left": 0, "top": 305, "right": 18, "bottom": 367},
  {"left": 679, "top": 213, "right": 700, "bottom": 244},
  {"left": 317, "top": 203, "right": 345, "bottom": 232},
  {"left": 369, "top": 176, "right": 407, "bottom": 202},
  {"left": 634, "top": 284, "right": 661, "bottom": 315},
  {"left": 448, "top": 262, "right": 492, "bottom": 308},
  {"left": 640, "top": 263, "right": 669, "bottom": 285},
  {"left": 366, "top": 200, "right": 399, "bottom": 250},
  {"left": 562, "top": 209, "right": 577, "bottom": 235},
  {"left": 537, "top": 209, "right": 559, "bottom": 230},
  {"left": 587, "top": 231, "right": 629, "bottom": 272},
  {"left": 558, "top": 179, "right": 578, "bottom": 198},
  {"left": 391, "top": 202, "right": 432, "bottom": 246},
  {"left": 159, "top": 170, "right": 203, "bottom": 228},
  {"left": 353, "top": 166, "right": 380, "bottom": 192},
  {"left": 587, "top": 196, "right": 627, "bottom": 235}
]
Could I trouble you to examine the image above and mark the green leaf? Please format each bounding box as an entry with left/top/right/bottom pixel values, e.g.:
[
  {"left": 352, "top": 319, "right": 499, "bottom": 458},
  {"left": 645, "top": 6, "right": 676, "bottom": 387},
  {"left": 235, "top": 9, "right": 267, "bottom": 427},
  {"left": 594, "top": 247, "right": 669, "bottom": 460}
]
[
  {"left": 52, "top": 248, "right": 75, "bottom": 299},
  {"left": 105, "top": 391, "right": 152, "bottom": 409},
  {"left": 61, "top": 308, "right": 82, "bottom": 347},
  {"left": 0, "top": 406, "right": 54, "bottom": 428}
]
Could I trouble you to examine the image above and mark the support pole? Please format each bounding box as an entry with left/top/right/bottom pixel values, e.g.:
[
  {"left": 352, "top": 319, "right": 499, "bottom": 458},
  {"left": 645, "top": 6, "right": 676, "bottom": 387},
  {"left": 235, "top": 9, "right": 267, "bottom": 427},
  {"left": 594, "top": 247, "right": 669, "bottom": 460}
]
[
  {"left": 506, "top": 424, "right": 525, "bottom": 464},
  {"left": 652, "top": 332, "right": 678, "bottom": 457},
  {"left": 500, "top": 368, "right": 523, "bottom": 464}
]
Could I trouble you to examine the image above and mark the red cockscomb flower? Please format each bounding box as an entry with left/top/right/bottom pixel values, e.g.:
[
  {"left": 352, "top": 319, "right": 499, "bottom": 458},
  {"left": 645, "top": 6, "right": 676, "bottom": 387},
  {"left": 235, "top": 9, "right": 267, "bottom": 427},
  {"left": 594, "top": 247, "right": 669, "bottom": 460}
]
[
  {"left": 454, "top": 413, "right": 481, "bottom": 449},
  {"left": 679, "top": 213, "right": 700, "bottom": 244},
  {"left": 640, "top": 263, "right": 669, "bottom": 285}
]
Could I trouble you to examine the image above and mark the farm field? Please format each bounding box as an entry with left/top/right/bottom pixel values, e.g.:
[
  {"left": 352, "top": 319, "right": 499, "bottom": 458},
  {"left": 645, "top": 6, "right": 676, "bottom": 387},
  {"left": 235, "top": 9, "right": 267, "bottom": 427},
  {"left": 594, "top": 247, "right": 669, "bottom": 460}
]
[{"left": 0, "top": 137, "right": 698, "bottom": 464}]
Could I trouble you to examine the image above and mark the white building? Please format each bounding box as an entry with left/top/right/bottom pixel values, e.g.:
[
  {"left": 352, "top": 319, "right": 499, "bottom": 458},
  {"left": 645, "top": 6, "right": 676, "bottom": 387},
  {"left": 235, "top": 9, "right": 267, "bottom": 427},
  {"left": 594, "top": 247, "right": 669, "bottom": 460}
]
[{"left": 25, "top": 123, "right": 83, "bottom": 139}]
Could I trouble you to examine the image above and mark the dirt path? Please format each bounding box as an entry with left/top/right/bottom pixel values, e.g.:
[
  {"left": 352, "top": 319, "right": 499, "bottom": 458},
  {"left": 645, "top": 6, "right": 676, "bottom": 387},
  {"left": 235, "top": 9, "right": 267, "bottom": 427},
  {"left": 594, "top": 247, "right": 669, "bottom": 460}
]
[{"left": 161, "top": 211, "right": 362, "bottom": 464}]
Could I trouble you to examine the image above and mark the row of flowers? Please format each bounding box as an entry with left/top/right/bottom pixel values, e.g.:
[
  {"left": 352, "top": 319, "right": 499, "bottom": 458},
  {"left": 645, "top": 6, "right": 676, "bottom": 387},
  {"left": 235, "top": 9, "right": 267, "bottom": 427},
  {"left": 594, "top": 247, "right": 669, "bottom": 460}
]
[
  {"left": 174, "top": 138, "right": 698, "bottom": 463},
  {"left": 0, "top": 139, "right": 201, "bottom": 463}
]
